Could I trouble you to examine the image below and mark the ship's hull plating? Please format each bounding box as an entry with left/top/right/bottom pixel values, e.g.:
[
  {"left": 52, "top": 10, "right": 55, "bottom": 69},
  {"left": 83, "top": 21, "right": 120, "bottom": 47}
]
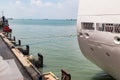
[
  {"left": 77, "top": 15, "right": 120, "bottom": 80},
  {"left": 77, "top": 0, "right": 120, "bottom": 79}
]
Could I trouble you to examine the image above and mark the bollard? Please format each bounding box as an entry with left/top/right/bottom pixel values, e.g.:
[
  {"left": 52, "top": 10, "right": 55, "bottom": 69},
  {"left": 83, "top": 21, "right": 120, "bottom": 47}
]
[
  {"left": 61, "top": 69, "right": 71, "bottom": 80},
  {"left": 26, "top": 45, "right": 29, "bottom": 55},
  {"left": 15, "top": 40, "right": 21, "bottom": 46},
  {"left": 34, "top": 53, "right": 43, "bottom": 68},
  {"left": 11, "top": 36, "right": 16, "bottom": 45},
  {"left": 13, "top": 36, "right": 16, "bottom": 42},
  {"left": 6, "top": 32, "right": 9, "bottom": 37},
  {"left": 38, "top": 53, "right": 43, "bottom": 67},
  {"left": 18, "top": 40, "right": 21, "bottom": 46},
  {"left": 9, "top": 34, "right": 12, "bottom": 40},
  {"left": 18, "top": 45, "right": 30, "bottom": 55}
]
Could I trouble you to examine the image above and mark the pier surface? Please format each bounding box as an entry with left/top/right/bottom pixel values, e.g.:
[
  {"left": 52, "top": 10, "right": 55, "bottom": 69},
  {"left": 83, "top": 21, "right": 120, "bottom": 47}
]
[
  {"left": 0, "top": 35, "right": 32, "bottom": 80},
  {"left": 0, "top": 33, "right": 59, "bottom": 80}
]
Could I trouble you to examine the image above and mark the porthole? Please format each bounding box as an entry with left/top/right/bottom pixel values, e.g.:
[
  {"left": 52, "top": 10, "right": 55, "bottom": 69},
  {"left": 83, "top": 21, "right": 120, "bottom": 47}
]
[
  {"left": 79, "top": 33, "right": 83, "bottom": 37},
  {"left": 114, "top": 36, "right": 120, "bottom": 44},
  {"left": 84, "top": 33, "right": 89, "bottom": 38}
]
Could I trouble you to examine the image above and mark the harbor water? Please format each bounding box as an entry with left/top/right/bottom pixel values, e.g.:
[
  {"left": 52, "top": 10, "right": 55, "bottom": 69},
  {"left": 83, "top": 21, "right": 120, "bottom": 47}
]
[{"left": 9, "top": 19, "right": 114, "bottom": 80}]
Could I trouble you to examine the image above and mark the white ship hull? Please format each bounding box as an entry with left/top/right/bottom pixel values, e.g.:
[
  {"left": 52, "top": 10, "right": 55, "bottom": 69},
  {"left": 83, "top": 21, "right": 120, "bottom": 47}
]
[{"left": 77, "top": 0, "right": 120, "bottom": 80}]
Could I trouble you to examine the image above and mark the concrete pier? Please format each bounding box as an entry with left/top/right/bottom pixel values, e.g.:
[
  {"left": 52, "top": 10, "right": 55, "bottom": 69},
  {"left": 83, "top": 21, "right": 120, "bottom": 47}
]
[
  {"left": 0, "top": 32, "right": 59, "bottom": 80},
  {"left": 0, "top": 33, "right": 32, "bottom": 80}
]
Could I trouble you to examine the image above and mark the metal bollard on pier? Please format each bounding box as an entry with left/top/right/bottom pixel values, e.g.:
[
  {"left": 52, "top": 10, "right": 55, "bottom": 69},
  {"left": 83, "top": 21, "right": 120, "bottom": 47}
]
[
  {"left": 35, "top": 53, "right": 43, "bottom": 68},
  {"left": 61, "top": 69, "right": 71, "bottom": 80}
]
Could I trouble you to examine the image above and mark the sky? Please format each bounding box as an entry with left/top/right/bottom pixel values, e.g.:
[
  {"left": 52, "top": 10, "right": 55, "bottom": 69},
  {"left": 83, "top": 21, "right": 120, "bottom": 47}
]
[{"left": 0, "top": 0, "right": 79, "bottom": 19}]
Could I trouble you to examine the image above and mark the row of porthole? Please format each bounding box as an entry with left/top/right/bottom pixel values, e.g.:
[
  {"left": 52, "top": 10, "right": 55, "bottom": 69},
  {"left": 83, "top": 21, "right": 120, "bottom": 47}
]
[{"left": 79, "top": 32, "right": 120, "bottom": 44}]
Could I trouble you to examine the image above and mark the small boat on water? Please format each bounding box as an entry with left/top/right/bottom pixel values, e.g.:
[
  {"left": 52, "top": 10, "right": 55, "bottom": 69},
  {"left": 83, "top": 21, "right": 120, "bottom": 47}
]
[{"left": 77, "top": 0, "right": 120, "bottom": 80}]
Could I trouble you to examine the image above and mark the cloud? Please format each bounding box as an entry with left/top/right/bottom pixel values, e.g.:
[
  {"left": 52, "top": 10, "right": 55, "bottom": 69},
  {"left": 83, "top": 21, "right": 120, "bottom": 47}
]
[
  {"left": 31, "top": 0, "right": 42, "bottom": 7},
  {"left": 44, "top": 2, "right": 53, "bottom": 7},
  {"left": 14, "top": 0, "right": 25, "bottom": 10},
  {"left": 15, "top": 0, "right": 21, "bottom": 4},
  {"left": 30, "top": 0, "right": 54, "bottom": 7}
]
